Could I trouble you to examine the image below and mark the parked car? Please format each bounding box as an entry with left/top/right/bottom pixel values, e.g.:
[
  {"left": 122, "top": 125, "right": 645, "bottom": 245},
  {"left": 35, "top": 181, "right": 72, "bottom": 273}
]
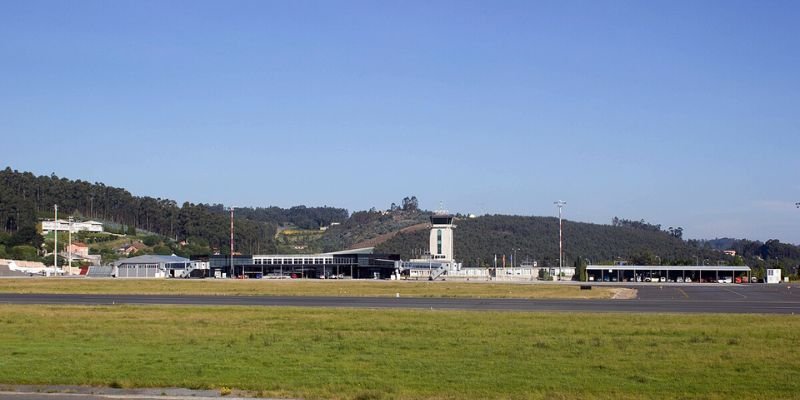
[
  {"left": 684, "top": 277, "right": 692, "bottom": 283},
  {"left": 676, "top": 277, "right": 684, "bottom": 283},
  {"left": 659, "top": 277, "right": 667, "bottom": 283}
]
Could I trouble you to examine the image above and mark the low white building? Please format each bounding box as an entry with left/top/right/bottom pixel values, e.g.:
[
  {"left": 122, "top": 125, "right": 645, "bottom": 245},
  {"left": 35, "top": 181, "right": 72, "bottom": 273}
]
[{"left": 766, "top": 269, "right": 782, "bottom": 284}]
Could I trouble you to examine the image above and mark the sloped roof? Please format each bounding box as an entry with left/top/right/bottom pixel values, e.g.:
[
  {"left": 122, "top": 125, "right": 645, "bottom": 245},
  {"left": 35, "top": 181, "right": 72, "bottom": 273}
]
[{"left": 115, "top": 255, "right": 189, "bottom": 266}]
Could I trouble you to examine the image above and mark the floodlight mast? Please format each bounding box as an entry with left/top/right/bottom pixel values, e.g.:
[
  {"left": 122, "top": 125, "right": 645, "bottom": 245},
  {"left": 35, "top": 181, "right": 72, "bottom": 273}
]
[
  {"left": 53, "top": 204, "right": 58, "bottom": 275},
  {"left": 230, "top": 206, "right": 235, "bottom": 278},
  {"left": 68, "top": 216, "right": 73, "bottom": 275},
  {"left": 554, "top": 201, "right": 567, "bottom": 280}
]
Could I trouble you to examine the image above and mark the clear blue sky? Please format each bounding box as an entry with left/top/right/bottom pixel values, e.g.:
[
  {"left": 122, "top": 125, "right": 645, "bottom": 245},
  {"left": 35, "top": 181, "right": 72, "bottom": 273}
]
[{"left": 2, "top": 0, "right": 798, "bottom": 243}]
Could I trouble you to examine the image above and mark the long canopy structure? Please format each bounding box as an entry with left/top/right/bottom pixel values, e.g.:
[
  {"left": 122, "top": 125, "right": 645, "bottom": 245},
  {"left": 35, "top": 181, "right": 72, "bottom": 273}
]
[{"left": 586, "top": 265, "right": 751, "bottom": 283}]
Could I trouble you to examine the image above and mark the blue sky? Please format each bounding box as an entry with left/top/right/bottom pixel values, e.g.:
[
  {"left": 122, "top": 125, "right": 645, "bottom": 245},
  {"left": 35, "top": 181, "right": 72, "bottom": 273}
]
[{"left": 1, "top": 0, "right": 799, "bottom": 243}]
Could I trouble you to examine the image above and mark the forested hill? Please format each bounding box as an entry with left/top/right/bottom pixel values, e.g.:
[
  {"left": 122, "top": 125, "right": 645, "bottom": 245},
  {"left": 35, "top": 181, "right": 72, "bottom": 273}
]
[
  {"left": 375, "top": 215, "right": 800, "bottom": 274},
  {"left": 0, "top": 168, "right": 347, "bottom": 254},
  {"left": 2, "top": 167, "right": 797, "bottom": 276}
]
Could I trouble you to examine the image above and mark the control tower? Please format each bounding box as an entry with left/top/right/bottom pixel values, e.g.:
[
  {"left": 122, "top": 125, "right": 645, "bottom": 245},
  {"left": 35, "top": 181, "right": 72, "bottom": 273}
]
[
  {"left": 395, "top": 207, "right": 461, "bottom": 280},
  {"left": 429, "top": 211, "right": 456, "bottom": 261}
]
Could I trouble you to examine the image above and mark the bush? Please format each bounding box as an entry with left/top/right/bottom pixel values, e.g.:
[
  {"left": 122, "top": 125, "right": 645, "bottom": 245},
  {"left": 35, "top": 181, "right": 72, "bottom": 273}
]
[
  {"left": 142, "top": 235, "right": 161, "bottom": 247},
  {"left": 10, "top": 245, "right": 39, "bottom": 261},
  {"left": 538, "top": 269, "right": 551, "bottom": 281},
  {"left": 153, "top": 245, "right": 172, "bottom": 255}
]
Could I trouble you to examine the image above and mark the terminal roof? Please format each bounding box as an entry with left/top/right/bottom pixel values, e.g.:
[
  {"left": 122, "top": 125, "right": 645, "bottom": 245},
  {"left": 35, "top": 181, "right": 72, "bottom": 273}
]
[{"left": 586, "top": 265, "right": 751, "bottom": 271}]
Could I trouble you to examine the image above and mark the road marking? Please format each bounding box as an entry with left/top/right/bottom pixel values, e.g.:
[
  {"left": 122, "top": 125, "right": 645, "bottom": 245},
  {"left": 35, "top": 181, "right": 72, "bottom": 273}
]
[
  {"left": 721, "top": 287, "right": 747, "bottom": 299},
  {"left": 677, "top": 288, "right": 689, "bottom": 299}
]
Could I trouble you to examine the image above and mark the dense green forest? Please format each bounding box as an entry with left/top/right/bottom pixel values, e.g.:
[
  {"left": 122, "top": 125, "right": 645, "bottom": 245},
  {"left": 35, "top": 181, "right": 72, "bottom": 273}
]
[{"left": 0, "top": 168, "right": 346, "bottom": 261}]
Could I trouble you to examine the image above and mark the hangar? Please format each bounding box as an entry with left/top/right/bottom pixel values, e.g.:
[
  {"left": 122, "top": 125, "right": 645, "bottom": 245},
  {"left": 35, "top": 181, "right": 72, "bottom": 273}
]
[
  {"left": 586, "top": 265, "right": 752, "bottom": 283},
  {"left": 113, "top": 255, "right": 192, "bottom": 278}
]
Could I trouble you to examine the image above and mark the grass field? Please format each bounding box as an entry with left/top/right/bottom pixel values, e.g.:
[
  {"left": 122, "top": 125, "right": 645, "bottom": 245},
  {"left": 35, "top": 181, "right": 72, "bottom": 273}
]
[
  {"left": 0, "top": 304, "right": 798, "bottom": 399},
  {"left": 0, "top": 279, "right": 620, "bottom": 299}
]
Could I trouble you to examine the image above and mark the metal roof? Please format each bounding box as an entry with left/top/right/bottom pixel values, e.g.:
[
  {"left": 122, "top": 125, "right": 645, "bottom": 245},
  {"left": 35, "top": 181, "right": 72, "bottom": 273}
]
[
  {"left": 253, "top": 247, "right": 376, "bottom": 258},
  {"left": 587, "top": 265, "right": 751, "bottom": 272},
  {"left": 115, "top": 255, "right": 190, "bottom": 266}
]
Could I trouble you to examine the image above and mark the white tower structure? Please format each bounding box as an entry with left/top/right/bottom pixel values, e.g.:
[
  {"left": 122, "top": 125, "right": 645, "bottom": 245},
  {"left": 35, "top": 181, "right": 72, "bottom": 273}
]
[
  {"left": 397, "top": 205, "right": 461, "bottom": 280},
  {"left": 429, "top": 210, "right": 456, "bottom": 261}
]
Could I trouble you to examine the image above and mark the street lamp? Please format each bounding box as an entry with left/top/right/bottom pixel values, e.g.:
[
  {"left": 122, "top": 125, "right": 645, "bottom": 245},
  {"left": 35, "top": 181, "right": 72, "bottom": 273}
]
[
  {"left": 554, "top": 201, "right": 566, "bottom": 280},
  {"left": 68, "top": 216, "right": 73, "bottom": 275},
  {"left": 229, "top": 206, "right": 235, "bottom": 278},
  {"left": 53, "top": 204, "right": 58, "bottom": 275}
]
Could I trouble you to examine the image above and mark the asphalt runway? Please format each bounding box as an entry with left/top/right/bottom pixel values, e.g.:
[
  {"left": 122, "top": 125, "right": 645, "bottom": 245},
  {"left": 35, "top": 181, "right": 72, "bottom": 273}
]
[{"left": 0, "top": 284, "right": 798, "bottom": 314}]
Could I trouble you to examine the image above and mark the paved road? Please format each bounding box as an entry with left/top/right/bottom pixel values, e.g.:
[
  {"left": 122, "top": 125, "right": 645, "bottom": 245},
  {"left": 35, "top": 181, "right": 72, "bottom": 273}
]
[
  {"left": 0, "top": 385, "right": 270, "bottom": 400},
  {"left": 0, "top": 284, "right": 798, "bottom": 313},
  {"left": 0, "top": 393, "right": 249, "bottom": 400}
]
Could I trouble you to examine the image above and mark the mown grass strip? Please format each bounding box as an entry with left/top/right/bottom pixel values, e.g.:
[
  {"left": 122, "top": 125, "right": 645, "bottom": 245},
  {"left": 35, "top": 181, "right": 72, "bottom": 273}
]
[
  {"left": 0, "top": 304, "right": 797, "bottom": 399},
  {"left": 0, "top": 279, "right": 616, "bottom": 299}
]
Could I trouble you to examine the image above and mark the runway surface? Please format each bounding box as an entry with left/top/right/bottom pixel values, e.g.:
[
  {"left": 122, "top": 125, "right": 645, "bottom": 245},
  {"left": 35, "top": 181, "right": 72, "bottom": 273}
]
[{"left": 0, "top": 284, "right": 798, "bottom": 313}]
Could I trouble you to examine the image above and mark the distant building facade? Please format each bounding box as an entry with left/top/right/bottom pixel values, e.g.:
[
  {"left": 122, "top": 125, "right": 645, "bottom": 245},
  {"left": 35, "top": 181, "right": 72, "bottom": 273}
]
[
  {"left": 113, "top": 255, "right": 192, "bottom": 278},
  {"left": 67, "top": 242, "right": 89, "bottom": 258},
  {"left": 208, "top": 248, "right": 400, "bottom": 279},
  {"left": 41, "top": 219, "right": 103, "bottom": 234}
]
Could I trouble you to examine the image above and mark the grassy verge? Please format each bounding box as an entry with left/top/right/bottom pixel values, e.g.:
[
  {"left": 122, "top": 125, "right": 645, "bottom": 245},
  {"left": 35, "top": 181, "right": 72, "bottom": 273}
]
[
  {"left": 0, "top": 304, "right": 798, "bottom": 399},
  {"left": 0, "top": 279, "right": 617, "bottom": 299}
]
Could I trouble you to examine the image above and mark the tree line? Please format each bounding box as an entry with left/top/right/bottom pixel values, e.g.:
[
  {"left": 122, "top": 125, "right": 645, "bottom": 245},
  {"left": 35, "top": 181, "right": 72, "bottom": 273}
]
[{"left": 0, "top": 168, "right": 345, "bottom": 256}]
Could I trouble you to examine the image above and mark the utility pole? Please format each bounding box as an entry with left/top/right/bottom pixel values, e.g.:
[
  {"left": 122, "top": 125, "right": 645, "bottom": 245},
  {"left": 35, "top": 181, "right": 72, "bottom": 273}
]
[
  {"left": 554, "top": 201, "right": 566, "bottom": 280},
  {"left": 230, "top": 206, "right": 235, "bottom": 278},
  {"left": 68, "top": 216, "right": 73, "bottom": 275},
  {"left": 53, "top": 204, "right": 58, "bottom": 275}
]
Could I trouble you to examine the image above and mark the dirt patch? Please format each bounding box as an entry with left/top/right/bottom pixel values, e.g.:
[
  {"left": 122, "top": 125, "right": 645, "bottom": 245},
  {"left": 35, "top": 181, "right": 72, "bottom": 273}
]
[
  {"left": 611, "top": 288, "right": 638, "bottom": 299},
  {"left": 349, "top": 222, "right": 429, "bottom": 249},
  {"left": 0, "top": 384, "right": 284, "bottom": 399}
]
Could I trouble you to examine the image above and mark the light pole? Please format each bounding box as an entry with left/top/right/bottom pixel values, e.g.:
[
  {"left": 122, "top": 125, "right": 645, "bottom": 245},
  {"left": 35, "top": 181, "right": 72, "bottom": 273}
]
[
  {"left": 513, "top": 248, "right": 520, "bottom": 268},
  {"left": 53, "top": 204, "right": 58, "bottom": 275},
  {"left": 584, "top": 257, "right": 592, "bottom": 282},
  {"left": 68, "top": 216, "right": 73, "bottom": 275},
  {"left": 554, "top": 201, "right": 566, "bottom": 280},
  {"left": 230, "top": 206, "right": 235, "bottom": 278}
]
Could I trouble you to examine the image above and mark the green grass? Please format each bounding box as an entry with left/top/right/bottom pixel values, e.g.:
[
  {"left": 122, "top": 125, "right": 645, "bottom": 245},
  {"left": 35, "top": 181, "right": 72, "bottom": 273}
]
[
  {"left": 0, "top": 305, "right": 798, "bottom": 399},
  {"left": 0, "top": 279, "right": 619, "bottom": 299}
]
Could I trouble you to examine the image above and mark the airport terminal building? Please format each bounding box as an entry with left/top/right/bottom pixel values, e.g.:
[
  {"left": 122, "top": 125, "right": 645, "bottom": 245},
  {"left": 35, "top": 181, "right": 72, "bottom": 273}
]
[{"left": 209, "top": 248, "right": 400, "bottom": 279}]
